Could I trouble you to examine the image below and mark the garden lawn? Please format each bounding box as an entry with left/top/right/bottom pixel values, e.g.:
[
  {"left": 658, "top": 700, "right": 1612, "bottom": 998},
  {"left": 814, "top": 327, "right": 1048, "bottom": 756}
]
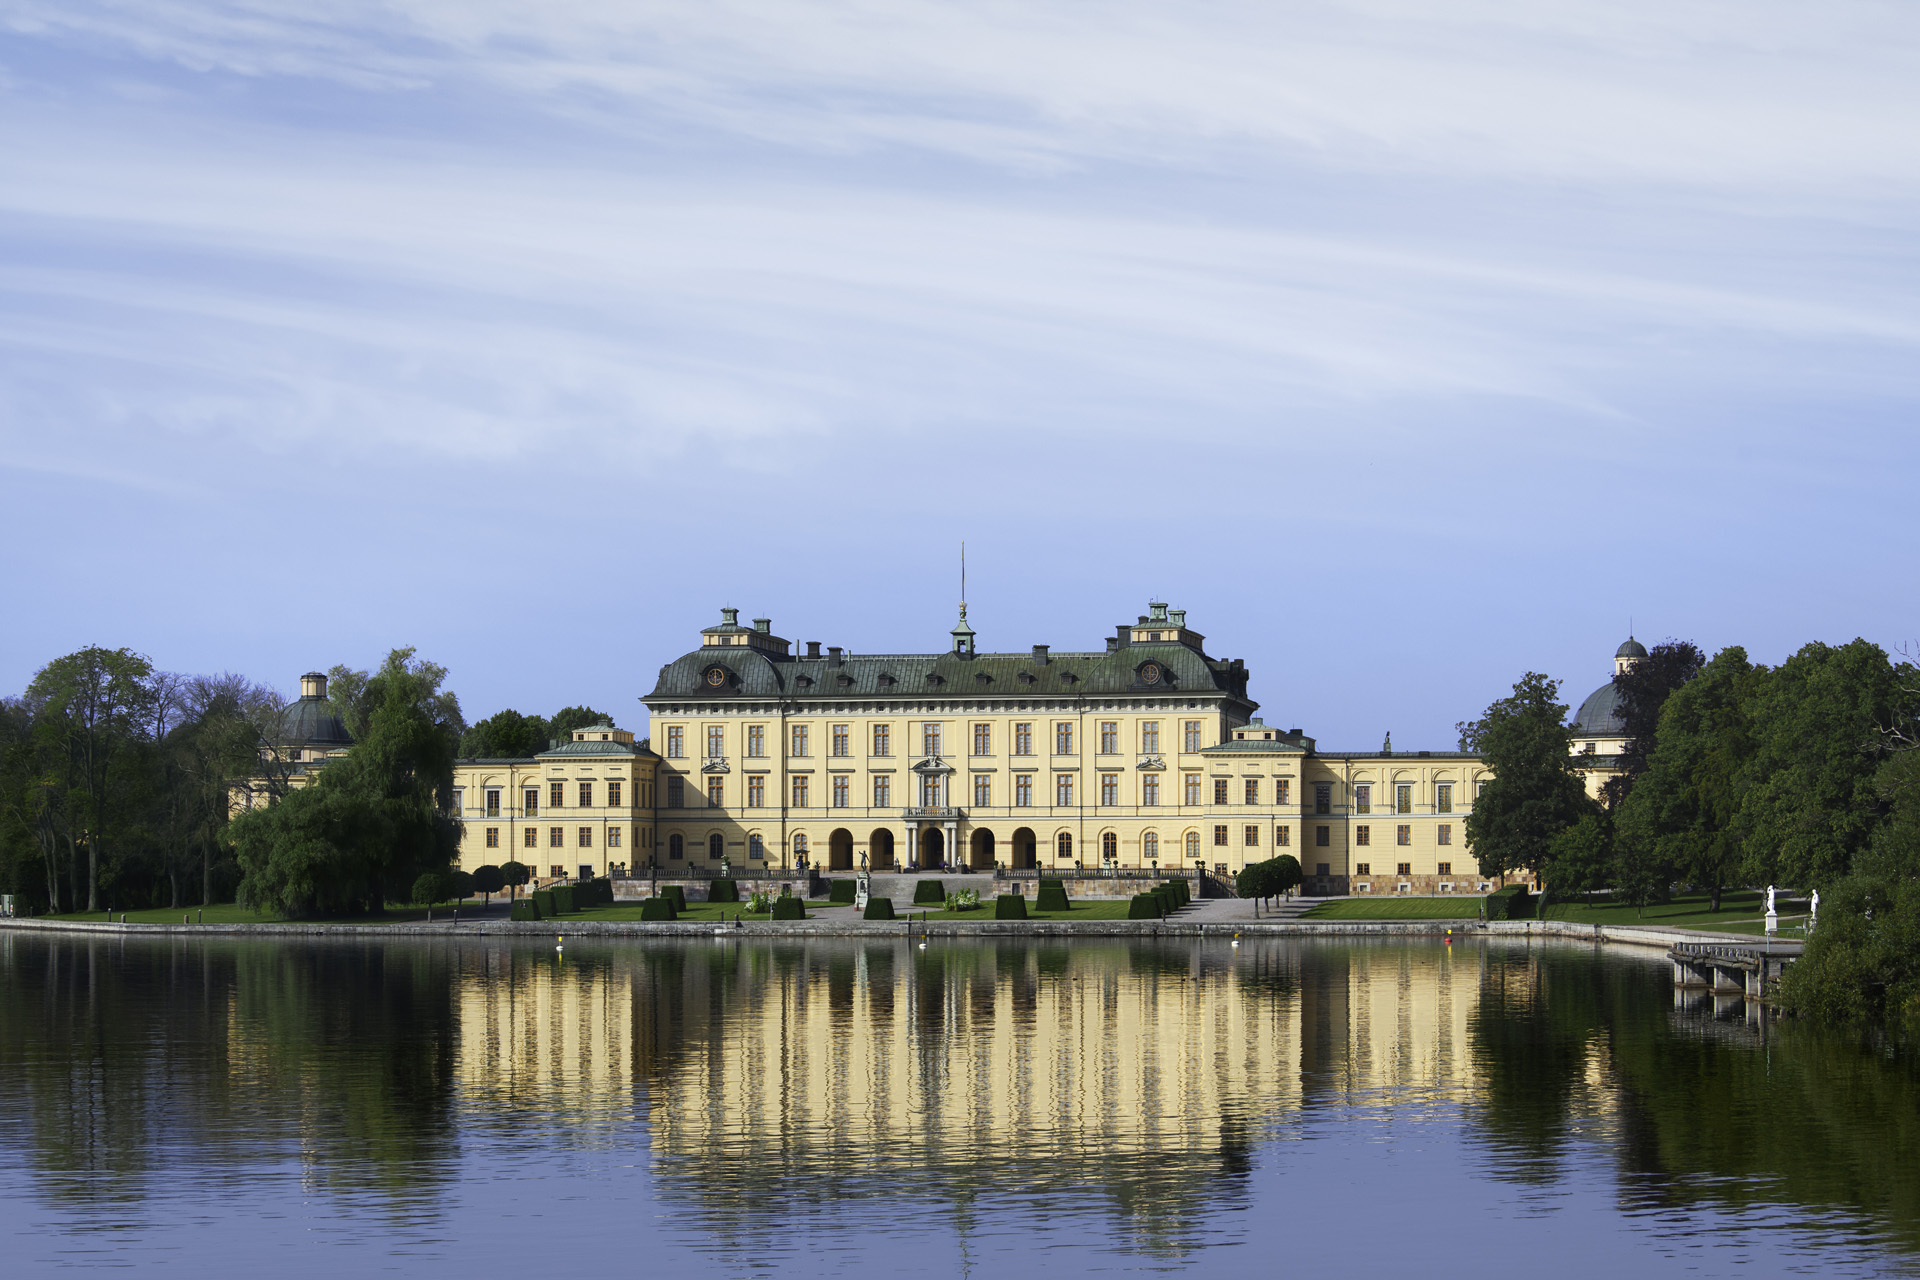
[
  {"left": 921, "top": 900, "right": 1145, "bottom": 922},
  {"left": 50, "top": 904, "right": 450, "bottom": 925},
  {"left": 1540, "top": 889, "right": 1782, "bottom": 933},
  {"left": 1304, "top": 897, "right": 1487, "bottom": 920}
]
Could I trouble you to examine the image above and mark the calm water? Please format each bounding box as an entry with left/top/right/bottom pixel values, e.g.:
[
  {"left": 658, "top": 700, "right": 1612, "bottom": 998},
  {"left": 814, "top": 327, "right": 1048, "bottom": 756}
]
[{"left": 1, "top": 932, "right": 1916, "bottom": 1278}]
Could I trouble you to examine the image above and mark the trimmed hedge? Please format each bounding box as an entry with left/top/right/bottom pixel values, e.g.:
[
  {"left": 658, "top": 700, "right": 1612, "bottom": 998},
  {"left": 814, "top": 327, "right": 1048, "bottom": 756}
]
[
  {"left": 1163, "top": 878, "right": 1190, "bottom": 908},
  {"left": 550, "top": 885, "right": 577, "bottom": 915},
  {"left": 708, "top": 878, "right": 740, "bottom": 904},
  {"left": 771, "top": 896, "right": 806, "bottom": 921},
  {"left": 863, "top": 896, "right": 896, "bottom": 921},
  {"left": 829, "top": 879, "right": 858, "bottom": 904},
  {"left": 659, "top": 885, "right": 687, "bottom": 912},
  {"left": 510, "top": 899, "right": 542, "bottom": 921},
  {"left": 913, "top": 880, "right": 948, "bottom": 905},
  {"left": 1486, "top": 885, "right": 1534, "bottom": 920},
  {"left": 640, "top": 898, "right": 677, "bottom": 921},
  {"left": 1152, "top": 885, "right": 1179, "bottom": 914},
  {"left": 531, "top": 889, "right": 557, "bottom": 916},
  {"left": 1127, "top": 893, "right": 1164, "bottom": 920},
  {"left": 995, "top": 893, "right": 1029, "bottom": 920},
  {"left": 575, "top": 877, "right": 612, "bottom": 907},
  {"left": 1036, "top": 880, "right": 1070, "bottom": 912}
]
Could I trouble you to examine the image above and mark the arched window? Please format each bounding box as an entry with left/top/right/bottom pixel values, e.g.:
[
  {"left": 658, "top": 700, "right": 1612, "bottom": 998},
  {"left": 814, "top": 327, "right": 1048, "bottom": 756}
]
[
  {"left": 1184, "top": 831, "right": 1199, "bottom": 859},
  {"left": 709, "top": 833, "right": 723, "bottom": 860},
  {"left": 669, "top": 833, "right": 684, "bottom": 860},
  {"left": 793, "top": 834, "right": 808, "bottom": 863},
  {"left": 748, "top": 834, "right": 765, "bottom": 860},
  {"left": 1101, "top": 831, "right": 1118, "bottom": 860},
  {"left": 1143, "top": 831, "right": 1159, "bottom": 861},
  {"left": 1057, "top": 832, "right": 1073, "bottom": 860}
]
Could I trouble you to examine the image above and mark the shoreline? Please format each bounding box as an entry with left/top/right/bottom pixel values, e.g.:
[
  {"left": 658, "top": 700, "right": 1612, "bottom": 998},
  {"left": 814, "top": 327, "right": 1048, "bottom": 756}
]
[{"left": 0, "top": 916, "right": 1772, "bottom": 950}]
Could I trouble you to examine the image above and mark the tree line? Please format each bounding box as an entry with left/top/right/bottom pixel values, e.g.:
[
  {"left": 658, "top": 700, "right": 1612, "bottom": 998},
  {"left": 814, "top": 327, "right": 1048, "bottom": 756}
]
[{"left": 1463, "top": 637, "right": 1920, "bottom": 1024}]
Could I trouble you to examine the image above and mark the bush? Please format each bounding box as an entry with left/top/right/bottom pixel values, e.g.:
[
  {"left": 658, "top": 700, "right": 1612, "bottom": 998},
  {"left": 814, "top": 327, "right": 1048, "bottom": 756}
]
[
  {"left": 531, "top": 889, "right": 557, "bottom": 916},
  {"left": 949, "top": 888, "right": 981, "bottom": 911},
  {"left": 1128, "top": 893, "right": 1164, "bottom": 920},
  {"left": 1485, "top": 885, "right": 1534, "bottom": 920},
  {"left": 411, "top": 869, "right": 457, "bottom": 906},
  {"left": 771, "top": 896, "right": 806, "bottom": 921},
  {"left": 510, "top": 899, "right": 542, "bottom": 921},
  {"left": 1036, "top": 880, "right": 1070, "bottom": 912},
  {"left": 1152, "top": 885, "right": 1179, "bottom": 915},
  {"left": 913, "top": 880, "right": 947, "bottom": 905},
  {"left": 1163, "top": 878, "right": 1190, "bottom": 908},
  {"left": 640, "top": 898, "right": 677, "bottom": 921},
  {"left": 995, "top": 893, "right": 1028, "bottom": 920},
  {"left": 829, "top": 879, "right": 858, "bottom": 904},
  {"left": 661, "top": 885, "right": 687, "bottom": 912},
  {"left": 550, "top": 885, "right": 577, "bottom": 915},
  {"left": 575, "top": 877, "right": 611, "bottom": 907},
  {"left": 747, "top": 890, "right": 773, "bottom": 913},
  {"left": 863, "top": 896, "right": 896, "bottom": 921},
  {"left": 709, "top": 878, "right": 740, "bottom": 904}
]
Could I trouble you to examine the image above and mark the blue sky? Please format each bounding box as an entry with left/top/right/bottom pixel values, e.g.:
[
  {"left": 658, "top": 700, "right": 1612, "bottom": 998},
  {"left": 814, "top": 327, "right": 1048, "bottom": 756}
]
[{"left": 3, "top": 1, "right": 1916, "bottom": 746}]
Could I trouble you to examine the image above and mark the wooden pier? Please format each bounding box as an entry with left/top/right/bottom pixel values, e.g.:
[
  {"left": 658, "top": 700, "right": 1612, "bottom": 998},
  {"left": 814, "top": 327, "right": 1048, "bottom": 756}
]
[{"left": 1668, "top": 940, "right": 1801, "bottom": 999}]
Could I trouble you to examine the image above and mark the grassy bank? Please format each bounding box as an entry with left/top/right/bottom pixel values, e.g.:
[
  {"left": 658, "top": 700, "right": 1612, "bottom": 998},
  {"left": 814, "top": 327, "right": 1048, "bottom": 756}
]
[{"left": 1304, "top": 898, "right": 1484, "bottom": 920}]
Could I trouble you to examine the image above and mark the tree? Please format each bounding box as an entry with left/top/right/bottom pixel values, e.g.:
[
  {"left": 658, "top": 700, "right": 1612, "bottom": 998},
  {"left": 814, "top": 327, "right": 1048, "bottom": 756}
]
[
  {"left": 500, "top": 859, "right": 531, "bottom": 900},
  {"left": 1602, "top": 639, "right": 1704, "bottom": 808},
  {"left": 1544, "top": 812, "right": 1612, "bottom": 897},
  {"left": 549, "top": 706, "right": 614, "bottom": 739},
  {"left": 232, "top": 649, "right": 463, "bottom": 917},
  {"left": 326, "top": 649, "right": 466, "bottom": 745},
  {"left": 411, "top": 869, "right": 458, "bottom": 906},
  {"left": 1612, "top": 647, "right": 1762, "bottom": 912},
  {"left": 1235, "top": 855, "right": 1301, "bottom": 903},
  {"left": 460, "top": 709, "right": 548, "bottom": 759},
  {"left": 471, "top": 863, "right": 505, "bottom": 904},
  {"left": 1460, "top": 673, "right": 1595, "bottom": 884}
]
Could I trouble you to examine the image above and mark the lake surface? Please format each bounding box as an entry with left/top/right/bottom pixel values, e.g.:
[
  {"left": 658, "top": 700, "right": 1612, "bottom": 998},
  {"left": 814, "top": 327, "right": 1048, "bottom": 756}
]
[{"left": 1, "top": 931, "right": 1915, "bottom": 1278}]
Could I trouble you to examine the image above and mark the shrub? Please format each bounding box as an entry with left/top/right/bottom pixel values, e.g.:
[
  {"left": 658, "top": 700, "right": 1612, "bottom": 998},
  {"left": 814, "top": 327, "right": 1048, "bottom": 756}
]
[
  {"left": 1485, "top": 885, "right": 1533, "bottom": 920},
  {"left": 709, "top": 878, "right": 741, "bottom": 904},
  {"left": 1163, "top": 879, "right": 1190, "bottom": 908},
  {"left": 532, "top": 889, "right": 557, "bottom": 916},
  {"left": 411, "top": 869, "right": 457, "bottom": 906},
  {"left": 771, "top": 896, "right": 806, "bottom": 921},
  {"left": 549, "top": 885, "right": 577, "bottom": 915},
  {"left": 661, "top": 885, "right": 687, "bottom": 912},
  {"left": 640, "top": 898, "right": 677, "bottom": 922},
  {"left": 576, "top": 877, "right": 611, "bottom": 907},
  {"left": 995, "top": 893, "right": 1028, "bottom": 920},
  {"left": 747, "top": 890, "right": 773, "bottom": 914},
  {"left": 863, "top": 896, "right": 896, "bottom": 921},
  {"left": 1152, "top": 885, "right": 1179, "bottom": 914},
  {"left": 510, "top": 899, "right": 542, "bottom": 922},
  {"left": 914, "top": 880, "right": 947, "bottom": 905},
  {"left": 829, "top": 880, "right": 858, "bottom": 904},
  {"left": 1128, "top": 893, "right": 1164, "bottom": 920},
  {"left": 1036, "top": 881, "right": 1071, "bottom": 912},
  {"left": 949, "top": 888, "right": 981, "bottom": 911}
]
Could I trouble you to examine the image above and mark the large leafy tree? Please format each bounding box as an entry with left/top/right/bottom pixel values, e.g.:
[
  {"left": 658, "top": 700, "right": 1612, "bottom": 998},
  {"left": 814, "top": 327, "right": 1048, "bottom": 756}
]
[
  {"left": 460, "top": 709, "right": 549, "bottom": 759},
  {"left": 1602, "top": 639, "right": 1705, "bottom": 808},
  {"left": 1612, "top": 647, "right": 1763, "bottom": 911},
  {"left": 232, "top": 650, "right": 463, "bottom": 917},
  {"left": 1460, "top": 672, "right": 1595, "bottom": 883},
  {"left": 549, "top": 706, "right": 615, "bottom": 738}
]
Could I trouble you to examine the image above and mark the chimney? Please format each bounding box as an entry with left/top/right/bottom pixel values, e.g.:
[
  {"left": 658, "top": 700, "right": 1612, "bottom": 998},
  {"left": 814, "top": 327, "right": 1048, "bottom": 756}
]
[
  {"left": 827, "top": 646, "right": 844, "bottom": 666},
  {"left": 753, "top": 617, "right": 771, "bottom": 634},
  {"left": 1149, "top": 601, "right": 1168, "bottom": 622},
  {"left": 721, "top": 607, "right": 739, "bottom": 626},
  {"left": 1031, "top": 644, "right": 1049, "bottom": 665},
  {"left": 807, "top": 641, "right": 821, "bottom": 658},
  {"left": 1106, "top": 637, "right": 1118, "bottom": 652},
  {"left": 1169, "top": 609, "right": 1186, "bottom": 628}
]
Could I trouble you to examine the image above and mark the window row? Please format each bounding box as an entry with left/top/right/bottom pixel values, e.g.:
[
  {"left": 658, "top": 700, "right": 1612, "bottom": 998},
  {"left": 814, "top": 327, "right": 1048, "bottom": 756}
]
[
  {"left": 1354, "top": 863, "right": 1454, "bottom": 877},
  {"left": 460, "top": 780, "right": 640, "bottom": 817},
  {"left": 479, "top": 824, "right": 644, "bottom": 850},
  {"left": 661, "top": 719, "right": 1214, "bottom": 760}
]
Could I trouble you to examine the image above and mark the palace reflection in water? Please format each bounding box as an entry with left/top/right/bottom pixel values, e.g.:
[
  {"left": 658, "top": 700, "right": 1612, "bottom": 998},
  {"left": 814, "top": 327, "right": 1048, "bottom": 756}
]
[{"left": 2, "top": 932, "right": 1918, "bottom": 1273}]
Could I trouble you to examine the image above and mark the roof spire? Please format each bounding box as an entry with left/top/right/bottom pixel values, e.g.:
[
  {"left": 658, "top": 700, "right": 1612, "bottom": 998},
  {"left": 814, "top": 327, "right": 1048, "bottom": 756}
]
[{"left": 951, "top": 541, "right": 975, "bottom": 655}]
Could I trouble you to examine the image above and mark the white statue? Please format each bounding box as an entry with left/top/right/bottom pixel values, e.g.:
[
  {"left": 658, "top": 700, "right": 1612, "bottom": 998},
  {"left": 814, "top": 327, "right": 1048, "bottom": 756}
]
[
  {"left": 1766, "top": 884, "right": 1777, "bottom": 915},
  {"left": 1811, "top": 888, "right": 1821, "bottom": 924}
]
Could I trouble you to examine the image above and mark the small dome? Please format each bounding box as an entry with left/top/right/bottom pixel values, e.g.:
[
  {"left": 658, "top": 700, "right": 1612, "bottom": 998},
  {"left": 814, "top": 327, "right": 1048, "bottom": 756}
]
[
  {"left": 1572, "top": 682, "right": 1626, "bottom": 737},
  {"left": 279, "top": 693, "right": 352, "bottom": 748},
  {"left": 1615, "top": 637, "right": 1648, "bottom": 660}
]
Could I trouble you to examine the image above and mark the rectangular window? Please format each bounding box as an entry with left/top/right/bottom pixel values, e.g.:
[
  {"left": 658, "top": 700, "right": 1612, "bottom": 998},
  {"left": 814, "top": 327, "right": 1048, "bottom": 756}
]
[
  {"left": 747, "top": 776, "right": 765, "bottom": 808},
  {"left": 1244, "top": 825, "right": 1259, "bottom": 847},
  {"left": 666, "top": 726, "right": 684, "bottom": 758},
  {"left": 1054, "top": 723, "right": 1074, "bottom": 755},
  {"left": 549, "top": 826, "right": 563, "bottom": 849},
  {"left": 1437, "top": 861, "right": 1452, "bottom": 875},
  {"left": 919, "top": 774, "right": 942, "bottom": 807},
  {"left": 1056, "top": 774, "right": 1074, "bottom": 806},
  {"left": 1276, "top": 825, "right": 1290, "bottom": 846},
  {"left": 609, "top": 826, "right": 623, "bottom": 848},
  {"left": 1397, "top": 824, "right": 1411, "bottom": 846},
  {"left": 524, "top": 788, "right": 539, "bottom": 817},
  {"left": 1316, "top": 826, "right": 1330, "bottom": 847},
  {"left": 550, "top": 781, "right": 565, "bottom": 808},
  {"left": 1356, "top": 825, "right": 1371, "bottom": 846},
  {"left": 1100, "top": 774, "right": 1118, "bottom": 806},
  {"left": 706, "top": 726, "right": 725, "bottom": 759},
  {"left": 523, "top": 827, "right": 537, "bottom": 849},
  {"left": 1315, "top": 784, "right": 1332, "bottom": 815},
  {"left": 1276, "top": 780, "right": 1290, "bottom": 806},
  {"left": 1183, "top": 721, "right": 1203, "bottom": 753},
  {"left": 1014, "top": 774, "right": 1033, "bottom": 807},
  {"left": 1213, "top": 824, "right": 1229, "bottom": 847},
  {"left": 791, "top": 725, "right": 809, "bottom": 757},
  {"left": 873, "top": 725, "right": 891, "bottom": 757},
  {"left": 873, "top": 775, "right": 890, "bottom": 807},
  {"left": 1142, "top": 721, "right": 1160, "bottom": 754},
  {"left": 832, "top": 776, "right": 850, "bottom": 808},
  {"left": 1395, "top": 784, "right": 1412, "bottom": 814},
  {"left": 922, "top": 722, "right": 942, "bottom": 757},
  {"left": 974, "top": 774, "right": 990, "bottom": 806},
  {"left": 579, "top": 826, "right": 593, "bottom": 848},
  {"left": 707, "top": 777, "right": 724, "bottom": 808},
  {"left": 1356, "top": 862, "right": 1371, "bottom": 876},
  {"left": 1214, "top": 778, "right": 1229, "bottom": 805},
  {"left": 1183, "top": 774, "right": 1201, "bottom": 805},
  {"left": 1099, "top": 722, "right": 1119, "bottom": 754},
  {"left": 578, "top": 781, "right": 594, "bottom": 808},
  {"left": 1438, "top": 824, "right": 1452, "bottom": 845},
  {"left": 485, "top": 827, "right": 500, "bottom": 848},
  {"left": 1316, "top": 862, "right": 1330, "bottom": 876},
  {"left": 1436, "top": 783, "right": 1453, "bottom": 814},
  {"left": 667, "top": 777, "right": 684, "bottom": 808},
  {"left": 746, "top": 725, "right": 765, "bottom": 758},
  {"left": 1244, "top": 778, "right": 1259, "bottom": 806},
  {"left": 1397, "top": 862, "right": 1411, "bottom": 877},
  {"left": 1014, "top": 723, "right": 1033, "bottom": 756},
  {"left": 973, "top": 723, "right": 991, "bottom": 756},
  {"left": 831, "top": 724, "right": 849, "bottom": 757},
  {"left": 792, "top": 776, "right": 809, "bottom": 807},
  {"left": 1355, "top": 784, "right": 1371, "bottom": 815},
  {"left": 607, "top": 781, "right": 622, "bottom": 807},
  {"left": 748, "top": 835, "right": 764, "bottom": 860},
  {"left": 1142, "top": 774, "right": 1159, "bottom": 806}
]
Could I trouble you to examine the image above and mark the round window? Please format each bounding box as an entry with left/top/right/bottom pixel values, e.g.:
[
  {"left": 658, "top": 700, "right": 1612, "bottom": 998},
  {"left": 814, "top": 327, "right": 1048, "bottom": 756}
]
[
  {"left": 704, "top": 666, "right": 728, "bottom": 687},
  {"left": 1140, "top": 662, "right": 1162, "bottom": 684}
]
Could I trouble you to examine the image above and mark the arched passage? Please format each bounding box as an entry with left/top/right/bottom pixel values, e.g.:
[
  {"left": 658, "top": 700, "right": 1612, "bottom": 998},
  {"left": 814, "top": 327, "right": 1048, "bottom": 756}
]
[
  {"left": 829, "top": 828, "right": 854, "bottom": 870},
  {"left": 970, "top": 828, "right": 995, "bottom": 869},
  {"left": 1009, "top": 827, "right": 1037, "bottom": 870},
  {"left": 919, "top": 827, "right": 944, "bottom": 868},
  {"left": 870, "top": 828, "right": 896, "bottom": 870}
]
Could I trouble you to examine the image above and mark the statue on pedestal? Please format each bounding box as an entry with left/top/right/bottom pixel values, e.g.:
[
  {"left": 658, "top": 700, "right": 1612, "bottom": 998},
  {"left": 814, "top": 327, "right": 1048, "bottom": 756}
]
[{"left": 1765, "top": 883, "right": 1779, "bottom": 935}]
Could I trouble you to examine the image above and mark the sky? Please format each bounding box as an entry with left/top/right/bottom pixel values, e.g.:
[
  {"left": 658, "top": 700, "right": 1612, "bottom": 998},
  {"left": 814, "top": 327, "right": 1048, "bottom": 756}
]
[{"left": 2, "top": 1, "right": 1917, "bottom": 747}]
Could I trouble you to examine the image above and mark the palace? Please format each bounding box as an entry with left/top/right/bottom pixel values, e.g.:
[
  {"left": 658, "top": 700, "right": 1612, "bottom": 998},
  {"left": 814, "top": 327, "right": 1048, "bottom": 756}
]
[{"left": 258, "top": 602, "right": 1645, "bottom": 895}]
